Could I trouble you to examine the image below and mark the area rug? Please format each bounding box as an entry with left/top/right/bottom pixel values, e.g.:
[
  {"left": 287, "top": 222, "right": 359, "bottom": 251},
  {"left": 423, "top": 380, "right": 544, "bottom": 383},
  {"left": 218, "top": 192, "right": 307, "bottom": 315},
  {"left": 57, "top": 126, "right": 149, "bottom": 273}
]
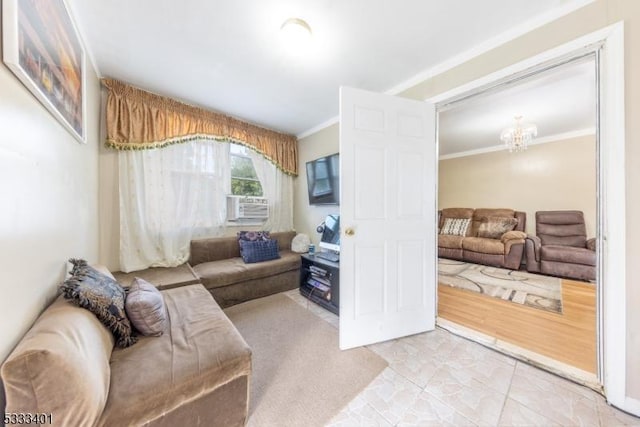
[
  {"left": 438, "top": 258, "right": 563, "bottom": 313},
  {"left": 224, "top": 293, "right": 387, "bottom": 427}
]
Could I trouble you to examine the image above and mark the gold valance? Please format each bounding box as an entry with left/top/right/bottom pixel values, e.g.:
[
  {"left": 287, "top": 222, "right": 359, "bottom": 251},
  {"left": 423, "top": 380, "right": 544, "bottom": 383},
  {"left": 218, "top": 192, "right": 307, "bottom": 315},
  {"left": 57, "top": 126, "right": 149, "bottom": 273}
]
[{"left": 102, "top": 78, "right": 298, "bottom": 176}]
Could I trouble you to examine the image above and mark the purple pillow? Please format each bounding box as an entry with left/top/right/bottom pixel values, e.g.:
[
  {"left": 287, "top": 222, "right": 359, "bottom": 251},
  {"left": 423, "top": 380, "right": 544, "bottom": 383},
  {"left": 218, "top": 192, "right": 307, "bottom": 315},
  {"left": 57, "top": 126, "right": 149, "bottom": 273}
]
[
  {"left": 239, "top": 239, "right": 280, "bottom": 263},
  {"left": 237, "top": 231, "right": 271, "bottom": 242},
  {"left": 125, "top": 278, "right": 168, "bottom": 336}
]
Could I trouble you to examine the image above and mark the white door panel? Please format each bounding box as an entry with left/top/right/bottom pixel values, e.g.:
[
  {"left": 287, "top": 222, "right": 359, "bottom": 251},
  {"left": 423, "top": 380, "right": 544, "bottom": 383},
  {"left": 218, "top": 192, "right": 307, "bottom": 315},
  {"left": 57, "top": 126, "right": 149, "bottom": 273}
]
[
  {"left": 354, "top": 146, "right": 386, "bottom": 219},
  {"left": 339, "top": 86, "right": 436, "bottom": 350}
]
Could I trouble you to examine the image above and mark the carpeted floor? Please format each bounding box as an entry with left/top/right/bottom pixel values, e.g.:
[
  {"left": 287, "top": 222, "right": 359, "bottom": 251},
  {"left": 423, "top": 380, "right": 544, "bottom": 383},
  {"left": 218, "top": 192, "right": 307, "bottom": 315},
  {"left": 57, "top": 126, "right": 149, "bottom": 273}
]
[
  {"left": 224, "top": 293, "right": 387, "bottom": 427},
  {"left": 438, "top": 258, "right": 563, "bottom": 313}
]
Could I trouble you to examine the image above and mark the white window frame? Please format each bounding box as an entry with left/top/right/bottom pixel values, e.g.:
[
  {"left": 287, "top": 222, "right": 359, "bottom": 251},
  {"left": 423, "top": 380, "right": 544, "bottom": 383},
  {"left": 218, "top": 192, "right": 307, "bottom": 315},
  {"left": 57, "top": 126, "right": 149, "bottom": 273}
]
[
  {"left": 227, "top": 143, "right": 267, "bottom": 226},
  {"left": 229, "top": 143, "right": 264, "bottom": 197}
]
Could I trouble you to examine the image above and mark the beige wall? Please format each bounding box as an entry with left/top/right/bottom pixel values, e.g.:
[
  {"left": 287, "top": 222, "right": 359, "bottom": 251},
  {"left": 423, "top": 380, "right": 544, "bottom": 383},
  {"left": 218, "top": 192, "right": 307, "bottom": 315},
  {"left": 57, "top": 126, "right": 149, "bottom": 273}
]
[
  {"left": 98, "top": 127, "right": 120, "bottom": 270},
  {"left": 0, "top": 34, "right": 101, "bottom": 367},
  {"left": 439, "top": 136, "right": 597, "bottom": 236},
  {"left": 293, "top": 124, "right": 340, "bottom": 246},
  {"left": 297, "top": 0, "right": 640, "bottom": 401}
]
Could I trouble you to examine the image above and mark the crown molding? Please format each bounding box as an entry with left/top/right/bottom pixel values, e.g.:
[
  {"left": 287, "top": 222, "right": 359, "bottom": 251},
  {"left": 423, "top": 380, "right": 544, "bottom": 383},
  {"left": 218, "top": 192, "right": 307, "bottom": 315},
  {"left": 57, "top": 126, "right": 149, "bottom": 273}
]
[
  {"left": 296, "top": 0, "right": 595, "bottom": 140},
  {"left": 385, "top": 0, "right": 595, "bottom": 96},
  {"left": 438, "top": 127, "right": 596, "bottom": 160},
  {"left": 297, "top": 115, "right": 339, "bottom": 140}
]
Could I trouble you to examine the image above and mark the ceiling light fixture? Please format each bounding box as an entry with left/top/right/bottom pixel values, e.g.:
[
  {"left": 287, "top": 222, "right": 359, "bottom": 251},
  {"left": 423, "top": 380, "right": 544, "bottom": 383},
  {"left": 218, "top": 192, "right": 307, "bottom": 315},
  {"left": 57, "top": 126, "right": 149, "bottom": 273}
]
[
  {"left": 280, "top": 18, "right": 312, "bottom": 50},
  {"left": 500, "top": 115, "right": 537, "bottom": 152}
]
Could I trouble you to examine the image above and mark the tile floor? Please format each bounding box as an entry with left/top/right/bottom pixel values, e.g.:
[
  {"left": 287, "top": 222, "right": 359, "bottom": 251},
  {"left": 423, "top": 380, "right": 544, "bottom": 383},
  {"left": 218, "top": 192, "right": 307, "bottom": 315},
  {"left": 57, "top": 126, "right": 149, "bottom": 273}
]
[{"left": 283, "top": 289, "right": 640, "bottom": 427}]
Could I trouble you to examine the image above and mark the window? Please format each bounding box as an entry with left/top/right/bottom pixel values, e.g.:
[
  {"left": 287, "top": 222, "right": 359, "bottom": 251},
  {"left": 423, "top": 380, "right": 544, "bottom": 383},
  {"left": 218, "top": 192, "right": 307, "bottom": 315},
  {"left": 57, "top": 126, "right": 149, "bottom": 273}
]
[{"left": 230, "top": 143, "right": 263, "bottom": 196}]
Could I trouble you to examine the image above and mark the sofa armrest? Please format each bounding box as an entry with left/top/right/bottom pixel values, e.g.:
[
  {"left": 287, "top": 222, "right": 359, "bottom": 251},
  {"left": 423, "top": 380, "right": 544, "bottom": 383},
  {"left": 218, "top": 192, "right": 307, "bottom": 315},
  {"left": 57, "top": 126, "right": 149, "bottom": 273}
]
[
  {"left": 526, "top": 235, "right": 541, "bottom": 252},
  {"left": 586, "top": 237, "right": 596, "bottom": 251},
  {"left": 501, "top": 230, "right": 526, "bottom": 243},
  {"left": 505, "top": 239, "right": 525, "bottom": 255},
  {"left": 524, "top": 235, "right": 541, "bottom": 273}
]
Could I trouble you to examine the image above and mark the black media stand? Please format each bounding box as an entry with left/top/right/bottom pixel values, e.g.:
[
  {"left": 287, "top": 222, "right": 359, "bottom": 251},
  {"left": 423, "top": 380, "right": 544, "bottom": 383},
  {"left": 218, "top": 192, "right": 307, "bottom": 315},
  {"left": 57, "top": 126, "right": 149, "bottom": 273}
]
[{"left": 299, "top": 253, "right": 339, "bottom": 315}]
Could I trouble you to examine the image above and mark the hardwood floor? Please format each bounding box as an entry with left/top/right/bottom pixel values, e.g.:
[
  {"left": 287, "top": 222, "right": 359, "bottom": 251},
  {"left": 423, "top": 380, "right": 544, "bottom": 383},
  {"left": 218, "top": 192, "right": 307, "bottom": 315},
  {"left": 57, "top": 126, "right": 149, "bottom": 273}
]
[{"left": 437, "top": 278, "right": 597, "bottom": 373}]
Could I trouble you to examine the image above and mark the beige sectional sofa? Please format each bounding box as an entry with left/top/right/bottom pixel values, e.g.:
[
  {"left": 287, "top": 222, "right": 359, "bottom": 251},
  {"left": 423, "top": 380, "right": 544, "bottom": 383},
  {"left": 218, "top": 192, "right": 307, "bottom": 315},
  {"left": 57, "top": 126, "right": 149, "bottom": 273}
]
[
  {"left": 189, "top": 231, "right": 301, "bottom": 308},
  {"left": 1, "top": 268, "right": 252, "bottom": 427},
  {"left": 438, "top": 208, "right": 527, "bottom": 270}
]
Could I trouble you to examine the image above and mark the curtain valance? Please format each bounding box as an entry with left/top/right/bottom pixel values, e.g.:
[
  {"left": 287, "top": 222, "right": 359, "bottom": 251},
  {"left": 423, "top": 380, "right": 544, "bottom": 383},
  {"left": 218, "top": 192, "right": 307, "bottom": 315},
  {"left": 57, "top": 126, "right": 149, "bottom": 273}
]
[{"left": 102, "top": 78, "right": 298, "bottom": 176}]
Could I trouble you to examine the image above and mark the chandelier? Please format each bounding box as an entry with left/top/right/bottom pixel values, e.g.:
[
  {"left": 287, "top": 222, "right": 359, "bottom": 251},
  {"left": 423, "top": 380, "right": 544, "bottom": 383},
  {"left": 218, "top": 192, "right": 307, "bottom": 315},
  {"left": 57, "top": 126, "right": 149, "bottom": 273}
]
[{"left": 500, "top": 116, "right": 537, "bottom": 152}]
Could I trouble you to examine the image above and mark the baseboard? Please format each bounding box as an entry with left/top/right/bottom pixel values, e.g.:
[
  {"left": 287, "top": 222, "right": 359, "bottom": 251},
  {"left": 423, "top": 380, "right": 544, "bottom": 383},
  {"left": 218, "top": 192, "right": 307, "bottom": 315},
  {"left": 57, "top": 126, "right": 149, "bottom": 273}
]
[{"left": 618, "top": 396, "right": 640, "bottom": 417}]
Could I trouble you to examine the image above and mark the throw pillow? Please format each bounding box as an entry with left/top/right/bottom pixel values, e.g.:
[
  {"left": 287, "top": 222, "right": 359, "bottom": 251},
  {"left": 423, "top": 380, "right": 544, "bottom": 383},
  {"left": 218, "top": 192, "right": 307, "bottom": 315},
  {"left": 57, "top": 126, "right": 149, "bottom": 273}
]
[
  {"left": 60, "top": 259, "right": 137, "bottom": 348},
  {"left": 291, "top": 233, "right": 311, "bottom": 253},
  {"left": 237, "top": 231, "right": 271, "bottom": 242},
  {"left": 440, "top": 218, "right": 471, "bottom": 236},
  {"left": 125, "top": 278, "right": 168, "bottom": 337},
  {"left": 239, "top": 239, "right": 280, "bottom": 263},
  {"left": 238, "top": 231, "right": 272, "bottom": 258},
  {"left": 477, "top": 216, "right": 519, "bottom": 239}
]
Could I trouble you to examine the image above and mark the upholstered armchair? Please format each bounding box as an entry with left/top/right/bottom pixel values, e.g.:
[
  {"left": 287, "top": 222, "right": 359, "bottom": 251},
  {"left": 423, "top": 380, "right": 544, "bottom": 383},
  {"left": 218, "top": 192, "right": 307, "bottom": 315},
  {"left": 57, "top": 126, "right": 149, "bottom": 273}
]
[{"left": 525, "top": 210, "right": 596, "bottom": 281}]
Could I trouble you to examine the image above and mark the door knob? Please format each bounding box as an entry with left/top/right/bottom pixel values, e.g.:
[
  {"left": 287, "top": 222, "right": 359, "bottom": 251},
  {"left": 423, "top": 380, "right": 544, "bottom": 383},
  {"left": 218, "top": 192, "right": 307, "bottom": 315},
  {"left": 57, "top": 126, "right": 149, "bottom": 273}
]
[{"left": 345, "top": 228, "right": 355, "bottom": 236}]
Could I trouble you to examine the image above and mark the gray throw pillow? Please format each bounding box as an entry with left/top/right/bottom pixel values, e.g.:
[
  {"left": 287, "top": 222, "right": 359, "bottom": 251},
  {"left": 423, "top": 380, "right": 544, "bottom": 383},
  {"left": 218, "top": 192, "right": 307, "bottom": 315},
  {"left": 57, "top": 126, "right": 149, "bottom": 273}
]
[
  {"left": 477, "top": 216, "right": 518, "bottom": 239},
  {"left": 125, "top": 278, "right": 168, "bottom": 336},
  {"left": 60, "top": 259, "right": 137, "bottom": 348}
]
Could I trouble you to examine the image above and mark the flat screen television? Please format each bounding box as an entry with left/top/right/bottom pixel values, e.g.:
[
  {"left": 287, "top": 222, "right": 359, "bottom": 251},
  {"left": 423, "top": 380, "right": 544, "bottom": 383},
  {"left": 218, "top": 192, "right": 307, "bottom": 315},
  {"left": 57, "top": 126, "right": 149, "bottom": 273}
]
[
  {"left": 306, "top": 153, "right": 339, "bottom": 205},
  {"left": 319, "top": 214, "right": 340, "bottom": 252}
]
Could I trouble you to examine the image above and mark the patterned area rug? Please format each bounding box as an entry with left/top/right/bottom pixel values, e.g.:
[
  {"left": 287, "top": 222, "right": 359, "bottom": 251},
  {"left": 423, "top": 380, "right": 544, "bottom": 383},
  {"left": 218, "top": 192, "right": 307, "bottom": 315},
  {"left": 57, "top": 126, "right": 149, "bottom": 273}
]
[{"left": 438, "top": 258, "right": 562, "bottom": 314}]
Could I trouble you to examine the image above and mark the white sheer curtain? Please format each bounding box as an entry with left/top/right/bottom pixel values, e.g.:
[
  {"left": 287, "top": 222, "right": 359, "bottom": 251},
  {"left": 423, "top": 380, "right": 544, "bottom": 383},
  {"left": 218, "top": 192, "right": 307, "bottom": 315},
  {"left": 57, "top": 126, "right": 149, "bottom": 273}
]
[
  {"left": 248, "top": 148, "right": 294, "bottom": 232},
  {"left": 119, "top": 140, "right": 229, "bottom": 272}
]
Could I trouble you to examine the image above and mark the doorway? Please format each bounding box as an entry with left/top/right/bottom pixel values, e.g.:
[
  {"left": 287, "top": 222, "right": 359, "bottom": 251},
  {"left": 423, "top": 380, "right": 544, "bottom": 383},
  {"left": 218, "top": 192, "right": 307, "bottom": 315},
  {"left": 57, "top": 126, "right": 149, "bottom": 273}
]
[
  {"left": 435, "top": 55, "right": 600, "bottom": 385},
  {"left": 428, "top": 24, "right": 629, "bottom": 413},
  {"left": 338, "top": 22, "right": 626, "bottom": 412}
]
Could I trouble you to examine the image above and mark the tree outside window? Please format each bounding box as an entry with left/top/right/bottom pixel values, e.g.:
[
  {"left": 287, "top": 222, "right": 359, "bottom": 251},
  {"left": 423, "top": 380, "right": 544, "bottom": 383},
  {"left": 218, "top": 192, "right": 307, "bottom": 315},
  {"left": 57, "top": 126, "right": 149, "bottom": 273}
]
[{"left": 230, "top": 143, "right": 263, "bottom": 196}]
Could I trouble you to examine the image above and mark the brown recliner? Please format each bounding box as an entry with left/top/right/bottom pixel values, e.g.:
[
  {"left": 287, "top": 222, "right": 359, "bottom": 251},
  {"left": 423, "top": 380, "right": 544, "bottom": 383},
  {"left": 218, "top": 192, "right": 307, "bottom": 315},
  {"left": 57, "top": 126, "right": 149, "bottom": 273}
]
[{"left": 525, "top": 210, "right": 596, "bottom": 281}]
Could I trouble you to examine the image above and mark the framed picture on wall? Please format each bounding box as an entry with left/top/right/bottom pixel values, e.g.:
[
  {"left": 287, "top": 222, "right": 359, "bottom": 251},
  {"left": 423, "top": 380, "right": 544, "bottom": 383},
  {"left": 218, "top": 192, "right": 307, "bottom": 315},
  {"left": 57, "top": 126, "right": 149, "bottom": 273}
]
[{"left": 2, "top": 0, "right": 86, "bottom": 143}]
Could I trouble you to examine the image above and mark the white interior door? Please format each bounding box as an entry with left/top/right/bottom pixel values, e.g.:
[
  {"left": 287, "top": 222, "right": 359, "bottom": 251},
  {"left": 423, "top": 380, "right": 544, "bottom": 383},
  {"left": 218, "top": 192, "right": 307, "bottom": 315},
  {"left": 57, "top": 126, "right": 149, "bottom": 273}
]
[{"left": 339, "top": 86, "right": 437, "bottom": 350}]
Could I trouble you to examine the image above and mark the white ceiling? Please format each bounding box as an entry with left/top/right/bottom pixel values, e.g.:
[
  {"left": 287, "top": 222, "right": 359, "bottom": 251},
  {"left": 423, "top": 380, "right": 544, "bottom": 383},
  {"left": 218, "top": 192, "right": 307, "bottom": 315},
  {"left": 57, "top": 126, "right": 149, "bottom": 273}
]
[
  {"left": 67, "top": 0, "right": 588, "bottom": 136},
  {"left": 438, "top": 59, "right": 596, "bottom": 156}
]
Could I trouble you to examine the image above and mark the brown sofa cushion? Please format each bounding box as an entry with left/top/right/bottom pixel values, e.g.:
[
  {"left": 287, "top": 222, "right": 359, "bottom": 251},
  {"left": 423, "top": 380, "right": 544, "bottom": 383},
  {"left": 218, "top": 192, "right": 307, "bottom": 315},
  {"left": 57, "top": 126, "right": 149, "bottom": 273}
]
[
  {"left": 540, "top": 245, "right": 596, "bottom": 266},
  {"left": 190, "top": 231, "right": 296, "bottom": 265},
  {"left": 193, "top": 250, "right": 301, "bottom": 289},
  {"left": 1, "top": 296, "right": 115, "bottom": 427},
  {"left": 474, "top": 208, "right": 516, "bottom": 219},
  {"left": 98, "top": 284, "right": 251, "bottom": 426},
  {"left": 477, "top": 217, "right": 518, "bottom": 239},
  {"left": 536, "top": 211, "right": 588, "bottom": 247},
  {"left": 125, "top": 278, "right": 168, "bottom": 336},
  {"left": 462, "top": 237, "right": 505, "bottom": 255},
  {"left": 438, "top": 234, "right": 465, "bottom": 249},
  {"left": 537, "top": 224, "right": 587, "bottom": 247}
]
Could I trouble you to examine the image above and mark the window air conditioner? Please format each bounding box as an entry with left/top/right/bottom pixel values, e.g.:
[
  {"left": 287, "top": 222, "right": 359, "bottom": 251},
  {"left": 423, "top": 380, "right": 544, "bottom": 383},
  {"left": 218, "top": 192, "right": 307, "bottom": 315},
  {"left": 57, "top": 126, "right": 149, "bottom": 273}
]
[{"left": 227, "top": 196, "right": 269, "bottom": 220}]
